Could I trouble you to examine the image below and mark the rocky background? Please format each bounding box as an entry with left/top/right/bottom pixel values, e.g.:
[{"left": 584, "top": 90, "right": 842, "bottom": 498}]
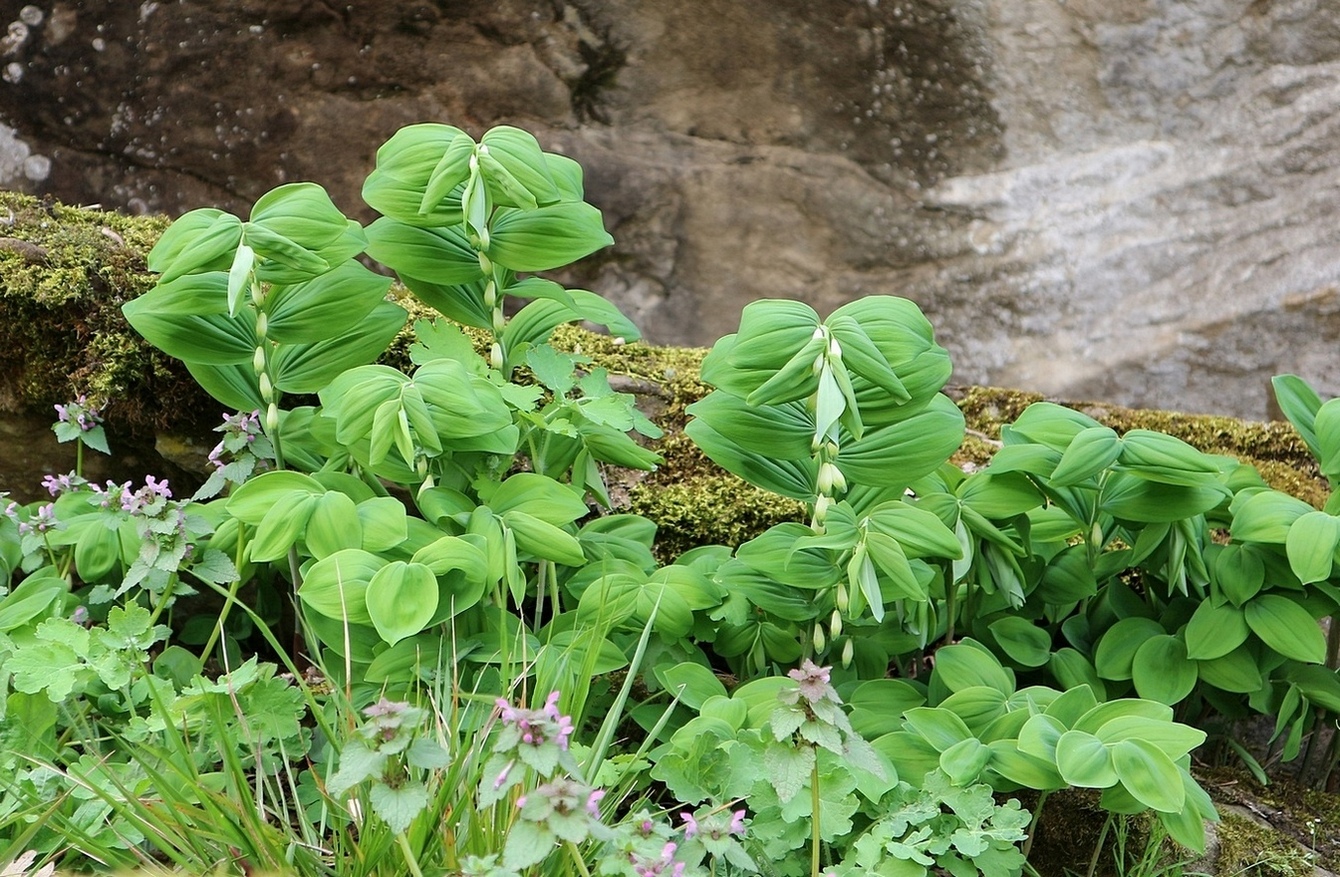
[{"left": 3, "top": 0, "right": 1340, "bottom": 418}]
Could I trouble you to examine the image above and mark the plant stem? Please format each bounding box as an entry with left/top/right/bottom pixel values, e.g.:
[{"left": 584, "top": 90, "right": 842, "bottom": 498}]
[
  {"left": 1085, "top": 812, "right": 1115, "bottom": 877},
  {"left": 811, "top": 756, "right": 822, "bottom": 877},
  {"left": 395, "top": 832, "right": 425, "bottom": 877},
  {"left": 565, "top": 841, "right": 593, "bottom": 877},
  {"left": 75, "top": 439, "right": 84, "bottom": 479},
  {"left": 943, "top": 579, "right": 959, "bottom": 646},
  {"left": 1021, "top": 789, "right": 1050, "bottom": 861}
]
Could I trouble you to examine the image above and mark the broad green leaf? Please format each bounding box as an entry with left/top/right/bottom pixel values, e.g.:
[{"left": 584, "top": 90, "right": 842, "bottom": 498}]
[
  {"left": 1286, "top": 511, "right": 1340, "bottom": 583},
  {"left": 1072, "top": 699, "right": 1174, "bottom": 736},
  {"left": 1244, "top": 594, "right": 1326, "bottom": 664},
  {"left": 1093, "top": 617, "right": 1165, "bottom": 681},
  {"left": 265, "top": 260, "right": 394, "bottom": 344},
  {"left": 504, "top": 510, "right": 587, "bottom": 567},
  {"left": 836, "top": 394, "right": 965, "bottom": 489},
  {"left": 1271, "top": 374, "right": 1322, "bottom": 457},
  {"left": 1055, "top": 730, "right": 1117, "bottom": 788},
  {"left": 1100, "top": 472, "right": 1228, "bottom": 524},
  {"left": 1195, "top": 645, "right": 1263, "bottom": 694},
  {"left": 1131, "top": 635, "right": 1197, "bottom": 705},
  {"left": 123, "top": 280, "right": 257, "bottom": 365},
  {"left": 271, "top": 300, "right": 408, "bottom": 393},
  {"left": 654, "top": 662, "right": 728, "bottom": 710},
  {"left": 362, "top": 123, "right": 470, "bottom": 225},
  {"left": 366, "top": 561, "right": 439, "bottom": 646},
  {"left": 1051, "top": 426, "right": 1121, "bottom": 486},
  {"left": 719, "top": 300, "right": 820, "bottom": 376},
  {"left": 685, "top": 393, "right": 815, "bottom": 461},
  {"left": 481, "top": 125, "right": 560, "bottom": 204},
  {"left": 1017, "top": 713, "right": 1067, "bottom": 762},
  {"left": 1111, "top": 739, "right": 1184, "bottom": 812},
  {"left": 226, "top": 471, "right": 326, "bottom": 524},
  {"left": 487, "top": 472, "right": 589, "bottom": 525},
  {"left": 1049, "top": 649, "right": 1107, "bottom": 700},
  {"left": 1093, "top": 715, "right": 1206, "bottom": 760},
  {"left": 987, "top": 740, "right": 1066, "bottom": 790},
  {"left": 1184, "top": 600, "right": 1249, "bottom": 660},
  {"left": 364, "top": 217, "right": 484, "bottom": 285},
  {"left": 1213, "top": 543, "right": 1266, "bottom": 606},
  {"left": 419, "top": 132, "right": 476, "bottom": 213},
  {"left": 902, "top": 707, "right": 973, "bottom": 752},
  {"left": 1118, "top": 430, "right": 1223, "bottom": 477},
  {"left": 865, "top": 501, "right": 963, "bottom": 560},
  {"left": 939, "top": 737, "right": 991, "bottom": 785},
  {"left": 1004, "top": 403, "right": 1101, "bottom": 451},
  {"left": 1231, "top": 490, "right": 1315, "bottom": 545},
  {"left": 149, "top": 208, "right": 243, "bottom": 280},
  {"left": 1316, "top": 397, "right": 1340, "bottom": 482},
  {"left": 988, "top": 617, "right": 1053, "bottom": 668},
  {"left": 683, "top": 417, "right": 817, "bottom": 501},
  {"left": 305, "top": 491, "right": 363, "bottom": 559},
  {"left": 299, "top": 548, "right": 386, "bottom": 624},
  {"left": 932, "top": 640, "right": 1014, "bottom": 696},
  {"left": 937, "top": 686, "right": 1008, "bottom": 734},
  {"left": 250, "top": 492, "right": 318, "bottom": 562},
  {"left": 850, "top": 679, "right": 927, "bottom": 739},
  {"left": 184, "top": 361, "right": 265, "bottom": 412},
  {"left": 250, "top": 182, "right": 350, "bottom": 250},
  {"left": 487, "top": 202, "right": 613, "bottom": 272}
]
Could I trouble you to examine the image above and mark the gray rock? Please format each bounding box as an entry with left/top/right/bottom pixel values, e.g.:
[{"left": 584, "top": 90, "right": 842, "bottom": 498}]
[{"left": 4, "top": 0, "right": 1340, "bottom": 418}]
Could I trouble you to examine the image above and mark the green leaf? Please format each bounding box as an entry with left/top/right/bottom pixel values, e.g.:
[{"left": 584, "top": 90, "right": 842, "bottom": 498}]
[
  {"left": 265, "top": 260, "right": 394, "bottom": 345},
  {"left": 419, "top": 132, "right": 475, "bottom": 213},
  {"left": 1092, "top": 715, "right": 1206, "bottom": 760},
  {"left": 1231, "top": 490, "right": 1315, "bottom": 545},
  {"left": 1131, "top": 635, "right": 1197, "bottom": 705},
  {"left": 1049, "top": 649, "right": 1107, "bottom": 700},
  {"left": 149, "top": 208, "right": 243, "bottom": 279},
  {"left": 362, "top": 123, "right": 469, "bottom": 225},
  {"left": 251, "top": 495, "right": 318, "bottom": 564},
  {"left": 986, "top": 740, "right": 1066, "bottom": 790},
  {"left": 366, "top": 561, "right": 439, "bottom": 646},
  {"left": 481, "top": 125, "right": 560, "bottom": 204},
  {"left": 185, "top": 360, "right": 265, "bottom": 412},
  {"left": 226, "top": 471, "right": 326, "bottom": 524},
  {"left": 1271, "top": 374, "right": 1322, "bottom": 458},
  {"left": 1018, "top": 713, "right": 1067, "bottom": 762},
  {"left": 369, "top": 781, "right": 430, "bottom": 835},
  {"left": 1051, "top": 426, "right": 1122, "bottom": 486},
  {"left": 123, "top": 277, "right": 257, "bottom": 365},
  {"left": 1093, "top": 617, "right": 1165, "bottom": 681},
  {"left": 933, "top": 641, "right": 1015, "bottom": 696},
  {"left": 487, "top": 202, "right": 613, "bottom": 272},
  {"left": 1214, "top": 543, "right": 1266, "bottom": 606},
  {"left": 1184, "top": 600, "right": 1249, "bottom": 660},
  {"left": 365, "top": 217, "right": 483, "bottom": 286},
  {"left": 1110, "top": 739, "right": 1185, "bottom": 812},
  {"left": 1055, "top": 730, "right": 1117, "bottom": 788},
  {"left": 655, "top": 662, "right": 728, "bottom": 710},
  {"left": 1244, "top": 594, "right": 1326, "bottom": 664},
  {"left": 683, "top": 418, "right": 816, "bottom": 500},
  {"left": 1195, "top": 645, "right": 1264, "bottom": 694},
  {"left": 305, "top": 491, "right": 363, "bottom": 560},
  {"left": 270, "top": 300, "right": 407, "bottom": 394},
  {"left": 250, "top": 182, "right": 351, "bottom": 250},
  {"left": 685, "top": 393, "right": 815, "bottom": 461},
  {"left": 939, "top": 738, "right": 991, "bottom": 785},
  {"left": 763, "top": 741, "right": 815, "bottom": 803},
  {"left": 1100, "top": 472, "right": 1228, "bottom": 524},
  {"left": 486, "top": 472, "right": 589, "bottom": 525},
  {"left": 865, "top": 500, "right": 963, "bottom": 560},
  {"left": 1286, "top": 511, "right": 1340, "bottom": 583},
  {"left": 298, "top": 548, "right": 386, "bottom": 624},
  {"left": 504, "top": 510, "right": 587, "bottom": 567},
  {"left": 1004, "top": 402, "right": 1101, "bottom": 451},
  {"left": 903, "top": 707, "right": 974, "bottom": 752},
  {"left": 836, "top": 395, "right": 965, "bottom": 490},
  {"left": 988, "top": 617, "right": 1052, "bottom": 668},
  {"left": 1316, "top": 397, "right": 1340, "bottom": 482}
]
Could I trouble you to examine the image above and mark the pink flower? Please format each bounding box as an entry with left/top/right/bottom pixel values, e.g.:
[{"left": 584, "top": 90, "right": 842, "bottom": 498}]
[
  {"left": 680, "top": 811, "right": 699, "bottom": 839},
  {"left": 585, "top": 788, "right": 605, "bottom": 816},
  {"left": 729, "top": 809, "right": 746, "bottom": 836}
]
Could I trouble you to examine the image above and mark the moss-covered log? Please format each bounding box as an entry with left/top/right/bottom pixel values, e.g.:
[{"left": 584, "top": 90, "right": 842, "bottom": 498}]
[{"left": 0, "top": 191, "right": 1327, "bottom": 555}]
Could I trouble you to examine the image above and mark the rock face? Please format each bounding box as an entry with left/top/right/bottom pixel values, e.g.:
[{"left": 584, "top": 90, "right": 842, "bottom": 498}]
[{"left": 4, "top": 0, "right": 1340, "bottom": 418}]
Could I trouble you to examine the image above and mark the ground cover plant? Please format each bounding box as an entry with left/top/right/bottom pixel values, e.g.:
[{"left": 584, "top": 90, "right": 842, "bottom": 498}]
[{"left": 0, "top": 121, "right": 1338, "bottom": 877}]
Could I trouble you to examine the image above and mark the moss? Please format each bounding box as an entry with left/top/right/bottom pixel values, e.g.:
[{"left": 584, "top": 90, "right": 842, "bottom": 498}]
[{"left": 1215, "top": 811, "right": 1319, "bottom": 876}]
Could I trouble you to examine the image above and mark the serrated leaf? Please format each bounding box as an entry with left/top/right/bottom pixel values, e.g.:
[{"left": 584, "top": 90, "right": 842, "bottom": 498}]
[
  {"left": 764, "top": 741, "right": 815, "bottom": 803},
  {"left": 368, "top": 781, "right": 429, "bottom": 835}
]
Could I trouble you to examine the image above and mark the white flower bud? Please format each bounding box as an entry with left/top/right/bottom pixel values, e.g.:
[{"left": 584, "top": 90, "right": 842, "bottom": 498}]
[
  {"left": 836, "top": 581, "right": 849, "bottom": 612},
  {"left": 812, "top": 623, "right": 826, "bottom": 654},
  {"left": 812, "top": 354, "right": 826, "bottom": 376},
  {"left": 830, "top": 609, "right": 843, "bottom": 639},
  {"left": 830, "top": 464, "right": 847, "bottom": 494},
  {"left": 478, "top": 143, "right": 490, "bottom": 156},
  {"left": 477, "top": 251, "right": 492, "bottom": 274},
  {"left": 828, "top": 336, "right": 842, "bottom": 360},
  {"left": 813, "top": 493, "right": 832, "bottom": 525},
  {"left": 255, "top": 311, "right": 268, "bottom": 340},
  {"left": 265, "top": 402, "right": 279, "bottom": 433},
  {"left": 252, "top": 346, "right": 266, "bottom": 375},
  {"left": 817, "top": 462, "right": 835, "bottom": 495},
  {"left": 812, "top": 326, "right": 825, "bottom": 340},
  {"left": 490, "top": 342, "right": 504, "bottom": 371},
  {"left": 259, "top": 373, "right": 274, "bottom": 403},
  {"left": 483, "top": 280, "right": 497, "bottom": 308},
  {"left": 492, "top": 307, "right": 506, "bottom": 332},
  {"left": 842, "top": 637, "right": 854, "bottom": 668},
  {"left": 469, "top": 154, "right": 479, "bottom": 172}
]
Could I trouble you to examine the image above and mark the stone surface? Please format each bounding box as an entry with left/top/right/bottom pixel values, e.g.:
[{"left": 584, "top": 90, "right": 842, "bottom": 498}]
[{"left": 4, "top": 0, "right": 1340, "bottom": 417}]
